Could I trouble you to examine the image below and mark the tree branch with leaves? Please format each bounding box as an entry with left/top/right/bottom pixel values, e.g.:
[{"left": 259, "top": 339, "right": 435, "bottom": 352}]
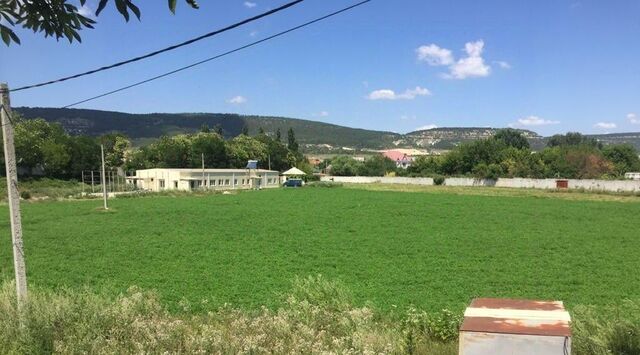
[{"left": 0, "top": 0, "right": 198, "bottom": 46}]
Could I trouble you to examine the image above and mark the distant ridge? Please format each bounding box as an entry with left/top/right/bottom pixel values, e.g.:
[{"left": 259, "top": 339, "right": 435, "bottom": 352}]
[{"left": 13, "top": 107, "right": 640, "bottom": 151}]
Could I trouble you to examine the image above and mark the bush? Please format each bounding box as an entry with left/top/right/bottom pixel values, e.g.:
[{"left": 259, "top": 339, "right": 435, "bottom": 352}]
[
  {"left": 433, "top": 175, "right": 445, "bottom": 185},
  {"left": 19, "top": 190, "right": 31, "bottom": 200},
  {"left": 306, "top": 181, "right": 343, "bottom": 188}
]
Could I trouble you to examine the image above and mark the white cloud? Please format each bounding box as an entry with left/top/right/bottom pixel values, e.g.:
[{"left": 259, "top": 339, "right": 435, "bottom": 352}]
[
  {"left": 510, "top": 115, "right": 560, "bottom": 127},
  {"left": 494, "top": 61, "right": 511, "bottom": 69},
  {"left": 227, "top": 96, "right": 247, "bottom": 104},
  {"left": 446, "top": 40, "right": 491, "bottom": 79},
  {"left": 249, "top": 30, "right": 259, "bottom": 37},
  {"left": 594, "top": 122, "right": 616, "bottom": 129},
  {"left": 244, "top": 1, "right": 257, "bottom": 8},
  {"left": 417, "top": 40, "right": 493, "bottom": 79},
  {"left": 628, "top": 113, "right": 639, "bottom": 124},
  {"left": 313, "top": 111, "right": 329, "bottom": 117},
  {"left": 415, "top": 124, "right": 438, "bottom": 131},
  {"left": 367, "top": 86, "right": 431, "bottom": 100},
  {"left": 400, "top": 115, "right": 416, "bottom": 121},
  {"left": 416, "top": 44, "right": 454, "bottom": 66}
]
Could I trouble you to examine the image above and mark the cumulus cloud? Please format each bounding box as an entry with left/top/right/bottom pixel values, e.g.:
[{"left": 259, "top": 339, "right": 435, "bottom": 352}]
[
  {"left": 415, "top": 124, "right": 438, "bottom": 131},
  {"left": 628, "top": 113, "right": 639, "bottom": 124},
  {"left": 367, "top": 86, "right": 431, "bottom": 100},
  {"left": 416, "top": 40, "right": 492, "bottom": 79},
  {"left": 594, "top": 122, "right": 616, "bottom": 129},
  {"left": 244, "top": 1, "right": 257, "bottom": 8},
  {"left": 416, "top": 44, "right": 454, "bottom": 66},
  {"left": 227, "top": 96, "right": 247, "bottom": 104},
  {"left": 510, "top": 116, "right": 560, "bottom": 127},
  {"left": 446, "top": 40, "right": 491, "bottom": 79}
]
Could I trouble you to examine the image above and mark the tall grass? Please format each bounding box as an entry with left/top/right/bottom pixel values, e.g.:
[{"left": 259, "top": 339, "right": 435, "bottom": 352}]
[
  {"left": 0, "top": 276, "right": 458, "bottom": 354},
  {"left": 0, "top": 276, "right": 637, "bottom": 354}
]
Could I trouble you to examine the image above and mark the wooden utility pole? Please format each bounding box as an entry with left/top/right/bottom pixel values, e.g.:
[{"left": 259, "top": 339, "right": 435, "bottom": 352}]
[
  {"left": 101, "top": 145, "right": 108, "bottom": 209},
  {"left": 1, "top": 83, "right": 28, "bottom": 307}
]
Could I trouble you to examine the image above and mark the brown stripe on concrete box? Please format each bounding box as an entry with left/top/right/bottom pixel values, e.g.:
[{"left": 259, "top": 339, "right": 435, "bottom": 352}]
[{"left": 460, "top": 298, "right": 571, "bottom": 337}]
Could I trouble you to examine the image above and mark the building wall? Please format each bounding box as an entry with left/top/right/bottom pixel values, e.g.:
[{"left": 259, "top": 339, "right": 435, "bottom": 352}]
[
  {"left": 321, "top": 176, "right": 640, "bottom": 192},
  {"left": 129, "top": 169, "right": 281, "bottom": 192}
]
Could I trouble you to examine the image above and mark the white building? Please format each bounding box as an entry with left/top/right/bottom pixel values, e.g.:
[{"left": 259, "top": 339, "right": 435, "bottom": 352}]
[
  {"left": 625, "top": 172, "right": 640, "bottom": 180},
  {"left": 126, "top": 168, "right": 281, "bottom": 191}
]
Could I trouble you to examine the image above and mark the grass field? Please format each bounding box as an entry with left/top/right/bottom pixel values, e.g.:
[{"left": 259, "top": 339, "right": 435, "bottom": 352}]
[{"left": 1, "top": 186, "right": 639, "bottom": 314}]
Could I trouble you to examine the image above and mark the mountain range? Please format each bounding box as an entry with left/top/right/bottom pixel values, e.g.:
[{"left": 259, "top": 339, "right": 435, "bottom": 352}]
[{"left": 14, "top": 107, "right": 640, "bottom": 152}]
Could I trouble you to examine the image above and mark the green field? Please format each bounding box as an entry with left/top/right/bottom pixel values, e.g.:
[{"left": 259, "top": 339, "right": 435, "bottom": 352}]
[{"left": 1, "top": 187, "right": 639, "bottom": 313}]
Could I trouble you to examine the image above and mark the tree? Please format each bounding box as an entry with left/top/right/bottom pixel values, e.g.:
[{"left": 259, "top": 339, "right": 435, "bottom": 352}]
[
  {"left": 213, "top": 124, "right": 224, "bottom": 136},
  {"left": 241, "top": 124, "right": 249, "bottom": 136},
  {"left": 0, "top": 0, "right": 199, "bottom": 46},
  {"left": 329, "top": 156, "right": 363, "bottom": 176},
  {"left": 150, "top": 135, "right": 191, "bottom": 168},
  {"left": 358, "top": 154, "right": 396, "bottom": 176},
  {"left": 190, "top": 132, "right": 227, "bottom": 168},
  {"left": 100, "top": 133, "right": 131, "bottom": 168},
  {"left": 493, "top": 129, "right": 530, "bottom": 150},
  {"left": 226, "top": 135, "right": 268, "bottom": 168},
  {"left": 602, "top": 144, "right": 640, "bottom": 176},
  {"left": 14, "top": 118, "right": 71, "bottom": 176},
  {"left": 287, "top": 128, "right": 299, "bottom": 153},
  {"left": 275, "top": 128, "right": 282, "bottom": 142},
  {"left": 67, "top": 135, "right": 101, "bottom": 176},
  {"left": 199, "top": 124, "right": 210, "bottom": 133},
  {"left": 547, "top": 132, "right": 601, "bottom": 149}
]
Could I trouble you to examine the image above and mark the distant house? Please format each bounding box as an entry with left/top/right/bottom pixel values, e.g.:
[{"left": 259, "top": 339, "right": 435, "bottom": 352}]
[
  {"left": 383, "top": 150, "right": 413, "bottom": 169},
  {"left": 126, "top": 168, "right": 281, "bottom": 191},
  {"left": 625, "top": 172, "right": 640, "bottom": 180}
]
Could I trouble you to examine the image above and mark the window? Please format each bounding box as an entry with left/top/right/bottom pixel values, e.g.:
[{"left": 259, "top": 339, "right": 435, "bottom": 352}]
[
  {"left": 173, "top": 181, "right": 178, "bottom": 188},
  {"left": 234, "top": 179, "right": 238, "bottom": 186},
  {"left": 218, "top": 179, "right": 223, "bottom": 186},
  {"left": 211, "top": 180, "right": 216, "bottom": 186},
  {"left": 159, "top": 179, "right": 165, "bottom": 189},
  {"left": 225, "top": 179, "right": 230, "bottom": 185}
]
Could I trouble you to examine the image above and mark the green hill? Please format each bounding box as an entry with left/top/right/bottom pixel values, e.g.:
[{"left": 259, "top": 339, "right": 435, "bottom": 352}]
[
  {"left": 13, "top": 107, "right": 640, "bottom": 151},
  {"left": 15, "top": 107, "right": 399, "bottom": 150}
]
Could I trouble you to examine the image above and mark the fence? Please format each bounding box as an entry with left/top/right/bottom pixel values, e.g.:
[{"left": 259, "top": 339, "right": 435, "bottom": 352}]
[
  {"left": 320, "top": 176, "right": 640, "bottom": 193},
  {"left": 80, "top": 170, "right": 136, "bottom": 194}
]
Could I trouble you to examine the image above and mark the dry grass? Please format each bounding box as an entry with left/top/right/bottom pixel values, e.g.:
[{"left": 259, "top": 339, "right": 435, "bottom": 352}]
[{"left": 343, "top": 183, "right": 640, "bottom": 203}]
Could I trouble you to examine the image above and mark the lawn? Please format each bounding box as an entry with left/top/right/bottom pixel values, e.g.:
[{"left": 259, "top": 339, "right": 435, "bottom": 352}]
[{"left": 1, "top": 186, "right": 639, "bottom": 313}]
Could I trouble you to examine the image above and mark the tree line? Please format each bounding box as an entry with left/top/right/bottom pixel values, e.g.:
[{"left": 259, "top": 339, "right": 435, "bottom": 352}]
[
  {"left": 2, "top": 116, "right": 309, "bottom": 178},
  {"left": 329, "top": 129, "right": 640, "bottom": 180}
]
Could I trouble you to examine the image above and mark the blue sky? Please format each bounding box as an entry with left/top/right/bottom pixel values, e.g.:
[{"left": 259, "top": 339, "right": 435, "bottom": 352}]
[{"left": 1, "top": 0, "right": 639, "bottom": 136}]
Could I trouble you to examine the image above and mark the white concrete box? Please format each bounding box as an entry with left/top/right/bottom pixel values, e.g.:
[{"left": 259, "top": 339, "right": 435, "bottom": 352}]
[{"left": 459, "top": 298, "right": 571, "bottom": 355}]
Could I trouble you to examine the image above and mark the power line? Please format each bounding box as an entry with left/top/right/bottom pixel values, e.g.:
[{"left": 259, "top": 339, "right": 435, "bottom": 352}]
[
  {"left": 62, "top": 0, "right": 371, "bottom": 108},
  {"left": 11, "top": 0, "right": 304, "bottom": 92}
]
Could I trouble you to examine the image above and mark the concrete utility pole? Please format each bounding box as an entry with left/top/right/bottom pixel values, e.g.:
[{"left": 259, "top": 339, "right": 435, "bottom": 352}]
[
  {"left": 1, "top": 83, "right": 28, "bottom": 307},
  {"left": 101, "top": 145, "right": 108, "bottom": 209},
  {"left": 201, "top": 153, "right": 205, "bottom": 188}
]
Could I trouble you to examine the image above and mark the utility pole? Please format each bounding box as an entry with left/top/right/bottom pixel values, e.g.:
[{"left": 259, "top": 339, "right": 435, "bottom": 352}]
[
  {"left": 101, "top": 145, "right": 108, "bottom": 210},
  {"left": 201, "top": 153, "right": 205, "bottom": 189},
  {"left": 1, "top": 83, "right": 28, "bottom": 307},
  {"left": 268, "top": 154, "right": 271, "bottom": 170}
]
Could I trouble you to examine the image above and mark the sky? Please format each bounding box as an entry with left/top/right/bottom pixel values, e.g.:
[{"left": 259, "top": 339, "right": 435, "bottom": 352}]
[{"left": 1, "top": 0, "right": 639, "bottom": 136}]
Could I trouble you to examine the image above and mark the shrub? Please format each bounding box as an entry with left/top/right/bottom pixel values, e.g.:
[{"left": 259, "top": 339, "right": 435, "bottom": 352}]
[
  {"left": 19, "top": 190, "right": 31, "bottom": 200},
  {"left": 306, "top": 181, "right": 343, "bottom": 188},
  {"left": 433, "top": 175, "right": 445, "bottom": 185}
]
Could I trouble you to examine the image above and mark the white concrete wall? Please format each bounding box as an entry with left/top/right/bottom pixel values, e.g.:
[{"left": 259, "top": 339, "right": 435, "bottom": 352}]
[
  {"left": 321, "top": 175, "right": 640, "bottom": 193},
  {"left": 321, "top": 176, "right": 435, "bottom": 185}
]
